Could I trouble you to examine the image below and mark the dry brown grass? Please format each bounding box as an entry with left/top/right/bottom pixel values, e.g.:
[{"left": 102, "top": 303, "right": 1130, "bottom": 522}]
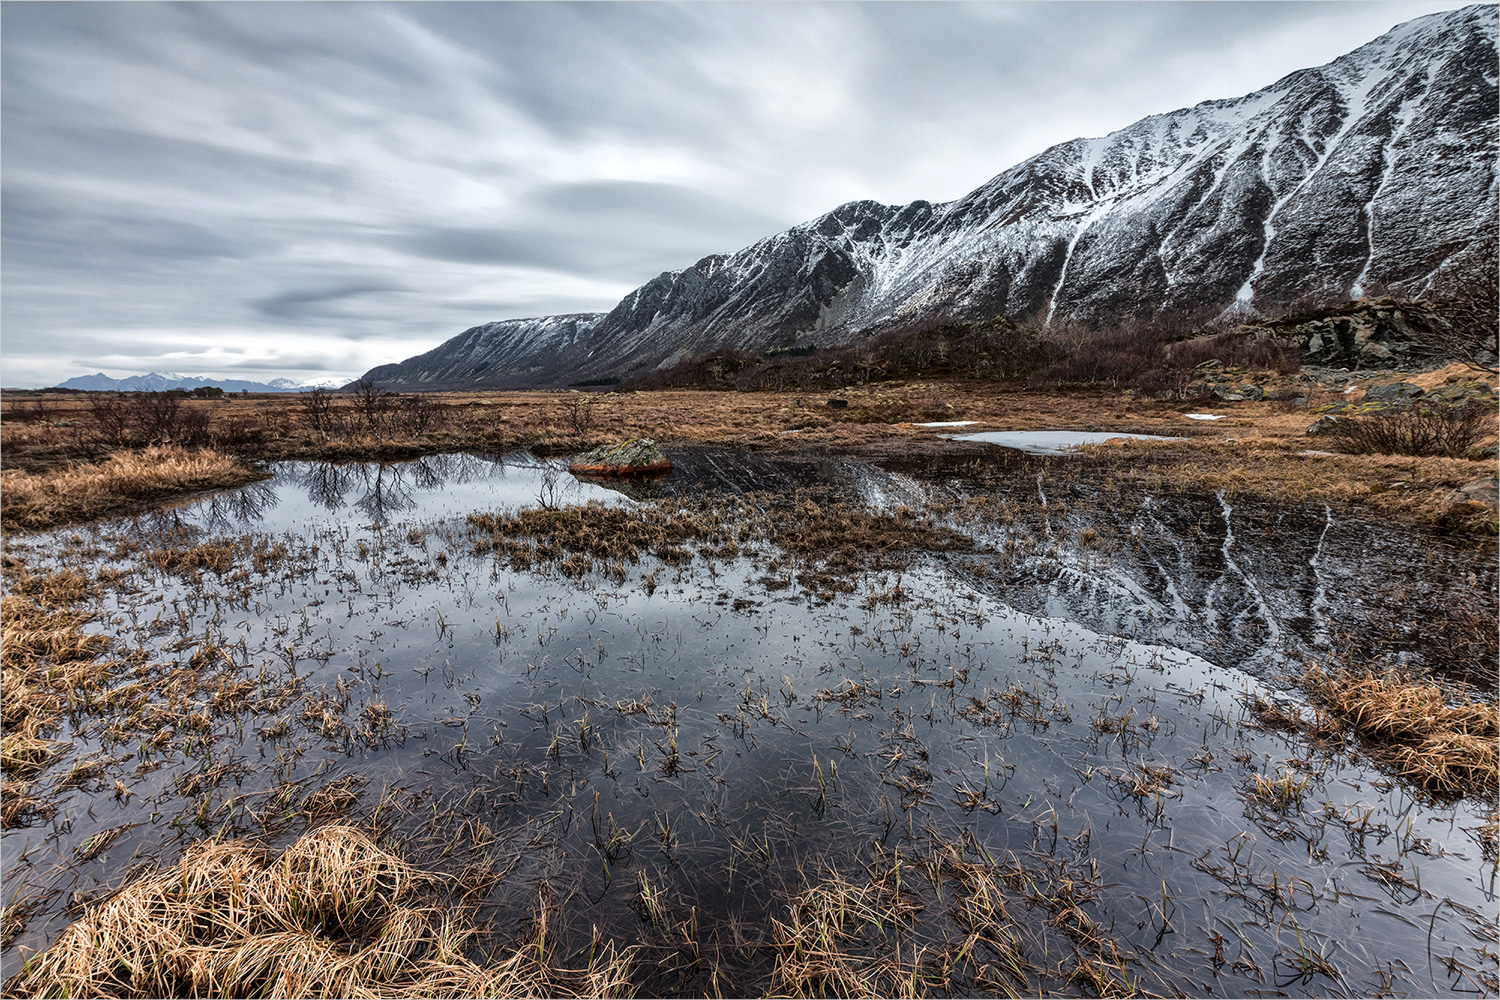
[
  {"left": 0, "top": 568, "right": 107, "bottom": 796},
  {"left": 4, "top": 377, "right": 1494, "bottom": 535},
  {"left": 466, "top": 493, "right": 973, "bottom": 600},
  {"left": 1, "top": 446, "right": 265, "bottom": 530},
  {"left": 1300, "top": 663, "right": 1499, "bottom": 795},
  {"left": 765, "top": 837, "right": 1142, "bottom": 999},
  {"left": 5, "top": 824, "right": 635, "bottom": 999}
]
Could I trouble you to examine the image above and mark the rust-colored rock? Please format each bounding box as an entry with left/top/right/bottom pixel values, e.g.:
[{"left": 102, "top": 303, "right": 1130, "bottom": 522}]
[{"left": 568, "top": 438, "right": 672, "bottom": 477}]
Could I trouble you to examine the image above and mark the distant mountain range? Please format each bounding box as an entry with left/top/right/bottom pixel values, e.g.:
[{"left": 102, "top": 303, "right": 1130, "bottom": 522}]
[
  {"left": 360, "top": 4, "right": 1497, "bottom": 391},
  {"left": 55, "top": 372, "right": 346, "bottom": 393}
]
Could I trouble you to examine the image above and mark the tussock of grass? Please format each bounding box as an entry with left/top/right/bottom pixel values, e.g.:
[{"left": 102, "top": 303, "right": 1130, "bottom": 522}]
[
  {"left": 467, "top": 493, "right": 973, "bottom": 600},
  {"left": 5, "top": 824, "right": 635, "bottom": 999},
  {"left": 767, "top": 840, "right": 1130, "bottom": 998},
  {"left": 771, "top": 861, "right": 927, "bottom": 998},
  {"left": 1, "top": 446, "right": 265, "bottom": 530},
  {"left": 1301, "top": 664, "right": 1499, "bottom": 795}
]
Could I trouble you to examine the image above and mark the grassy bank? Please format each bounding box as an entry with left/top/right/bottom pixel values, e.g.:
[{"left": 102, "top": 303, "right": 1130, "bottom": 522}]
[
  {"left": 0, "top": 447, "right": 267, "bottom": 531},
  {"left": 3, "top": 370, "right": 1495, "bottom": 535}
]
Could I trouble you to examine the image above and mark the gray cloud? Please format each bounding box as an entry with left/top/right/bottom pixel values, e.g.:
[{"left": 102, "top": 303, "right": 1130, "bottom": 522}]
[
  {"left": 0, "top": 0, "right": 1472, "bottom": 387},
  {"left": 252, "top": 282, "right": 410, "bottom": 321},
  {"left": 394, "top": 180, "right": 785, "bottom": 279}
]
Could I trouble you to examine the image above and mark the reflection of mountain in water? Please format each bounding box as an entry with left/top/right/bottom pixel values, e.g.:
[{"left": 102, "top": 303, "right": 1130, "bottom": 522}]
[
  {"left": 119, "top": 447, "right": 1491, "bottom": 683},
  {"left": 876, "top": 452, "right": 1495, "bottom": 684}
]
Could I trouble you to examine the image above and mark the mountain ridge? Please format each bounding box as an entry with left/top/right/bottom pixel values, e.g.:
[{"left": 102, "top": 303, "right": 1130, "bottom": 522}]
[
  {"left": 361, "top": 5, "right": 1498, "bottom": 391},
  {"left": 55, "top": 372, "right": 344, "bottom": 393}
]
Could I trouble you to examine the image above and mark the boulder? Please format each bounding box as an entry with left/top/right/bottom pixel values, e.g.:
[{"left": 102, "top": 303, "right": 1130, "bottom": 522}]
[
  {"left": 826, "top": 398, "right": 849, "bottom": 409},
  {"left": 1451, "top": 477, "right": 1499, "bottom": 508},
  {"left": 1426, "top": 381, "right": 1497, "bottom": 405},
  {"left": 1306, "top": 415, "right": 1349, "bottom": 436},
  {"left": 1210, "top": 383, "right": 1263, "bottom": 401},
  {"left": 1364, "top": 382, "right": 1425, "bottom": 404},
  {"left": 569, "top": 438, "right": 672, "bottom": 477}
]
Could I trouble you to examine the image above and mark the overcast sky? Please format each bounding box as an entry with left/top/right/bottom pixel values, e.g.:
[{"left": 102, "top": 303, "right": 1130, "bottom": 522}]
[{"left": 1, "top": 1, "right": 1472, "bottom": 387}]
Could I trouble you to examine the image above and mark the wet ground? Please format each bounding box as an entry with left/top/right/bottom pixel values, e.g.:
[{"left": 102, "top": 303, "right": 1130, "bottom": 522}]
[{"left": 3, "top": 447, "right": 1496, "bottom": 996}]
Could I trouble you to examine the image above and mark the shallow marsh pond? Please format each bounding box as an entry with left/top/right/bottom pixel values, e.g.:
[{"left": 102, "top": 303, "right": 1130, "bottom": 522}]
[{"left": 3, "top": 447, "right": 1496, "bottom": 996}]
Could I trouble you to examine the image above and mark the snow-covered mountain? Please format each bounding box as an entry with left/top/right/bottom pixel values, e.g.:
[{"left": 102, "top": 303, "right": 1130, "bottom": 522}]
[
  {"left": 363, "top": 5, "right": 1497, "bottom": 391},
  {"left": 55, "top": 372, "right": 344, "bottom": 393}
]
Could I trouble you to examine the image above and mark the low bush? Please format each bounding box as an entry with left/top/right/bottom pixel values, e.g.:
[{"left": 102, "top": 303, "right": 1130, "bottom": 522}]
[{"left": 1324, "top": 401, "right": 1494, "bottom": 458}]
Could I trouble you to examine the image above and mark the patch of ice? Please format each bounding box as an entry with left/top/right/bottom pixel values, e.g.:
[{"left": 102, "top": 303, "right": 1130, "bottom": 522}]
[
  {"left": 914, "top": 420, "right": 979, "bottom": 427},
  {"left": 1297, "top": 450, "right": 1336, "bottom": 457},
  {"left": 947, "top": 430, "right": 1182, "bottom": 454},
  {"left": 1184, "top": 413, "right": 1226, "bottom": 421}
]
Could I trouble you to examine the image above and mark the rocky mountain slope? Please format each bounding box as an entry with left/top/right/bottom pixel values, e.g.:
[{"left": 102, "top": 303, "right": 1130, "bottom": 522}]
[{"left": 362, "top": 5, "right": 1497, "bottom": 391}]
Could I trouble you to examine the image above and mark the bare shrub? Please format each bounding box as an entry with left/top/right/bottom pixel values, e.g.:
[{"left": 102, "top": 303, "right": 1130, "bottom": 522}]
[
  {"left": 394, "top": 394, "right": 444, "bottom": 434},
  {"left": 1026, "top": 319, "right": 1166, "bottom": 388},
  {"left": 567, "top": 395, "right": 594, "bottom": 435},
  {"left": 1325, "top": 401, "right": 1494, "bottom": 458},
  {"left": 130, "top": 392, "right": 182, "bottom": 444},
  {"left": 7, "top": 397, "right": 48, "bottom": 424},
  {"left": 350, "top": 378, "right": 392, "bottom": 433},
  {"left": 298, "top": 387, "right": 337, "bottom": 436},
  {"left": 1165, "top": 330, "right": 1302, "bottom": 374},
  {"left": 87, "top": 393, "right": 132, "bottom": 445}
]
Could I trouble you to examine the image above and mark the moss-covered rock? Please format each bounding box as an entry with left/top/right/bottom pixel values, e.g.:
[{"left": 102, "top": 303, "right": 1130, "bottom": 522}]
[{"left": 568, "top": 438, "right": 672, "bottom": 476}]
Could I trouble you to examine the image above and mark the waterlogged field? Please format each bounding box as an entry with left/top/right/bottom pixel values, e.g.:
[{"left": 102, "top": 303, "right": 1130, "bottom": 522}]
[{"left": 2, "top": 448, "right": 1496, "bottom": 997}]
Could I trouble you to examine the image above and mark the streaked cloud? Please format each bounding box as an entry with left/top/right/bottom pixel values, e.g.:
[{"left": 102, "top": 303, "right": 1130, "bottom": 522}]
[{"left": 0, "top": 0, "right": 1470, "bottom": 386}]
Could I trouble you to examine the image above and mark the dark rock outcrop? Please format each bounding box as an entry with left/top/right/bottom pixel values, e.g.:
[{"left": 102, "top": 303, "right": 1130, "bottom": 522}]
[{"left": 1236, "top": 298, "right": 1462, "bottom": 370}]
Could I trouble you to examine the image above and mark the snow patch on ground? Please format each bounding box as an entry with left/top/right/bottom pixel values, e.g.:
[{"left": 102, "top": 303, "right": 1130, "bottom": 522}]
[{"left": 947, "top": 430, "right": 1183, "bottom": 454}]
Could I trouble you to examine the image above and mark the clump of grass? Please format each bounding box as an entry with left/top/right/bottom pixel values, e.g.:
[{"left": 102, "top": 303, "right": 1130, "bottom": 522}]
[
  {"left": 5, "top": 824, "right": 635, "bottom": 999},
  {"left": 770, "top": 862, "right": 925, "bottom": 998},
  {"left": 467, "top": 491, "right": 973, "bottom": 597},
  {"left": 1301, "top": 663, "right": 1499, "bottom": 795},
  {"left": 1, "top": 446, "right": 265, "bottom": 530},
  {"left": 1247, "top": 767, "right": 1310, "bottom": 809}
]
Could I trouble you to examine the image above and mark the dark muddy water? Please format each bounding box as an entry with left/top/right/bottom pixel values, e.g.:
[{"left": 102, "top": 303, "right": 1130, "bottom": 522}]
[{"left": 3, "top": 448, "right": 1495, "bottom": 996}]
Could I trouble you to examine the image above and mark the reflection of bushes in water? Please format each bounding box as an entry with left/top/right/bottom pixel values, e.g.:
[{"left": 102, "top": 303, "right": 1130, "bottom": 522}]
[
  {"left": 1299, "top": 663, "right": 1498, "bottom": 796},
  {"left": 4, "top": 825, "right": 635, "bottom": 1000},
  {"left": 1346, "top": 575, "right": 1499, "bottom": 685},
  {"left": 295, "top": 453, "right": 505, "bottom": 522},
  {"left": 1324, "top": 401, "right": 1495, "bottom": 458}
]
